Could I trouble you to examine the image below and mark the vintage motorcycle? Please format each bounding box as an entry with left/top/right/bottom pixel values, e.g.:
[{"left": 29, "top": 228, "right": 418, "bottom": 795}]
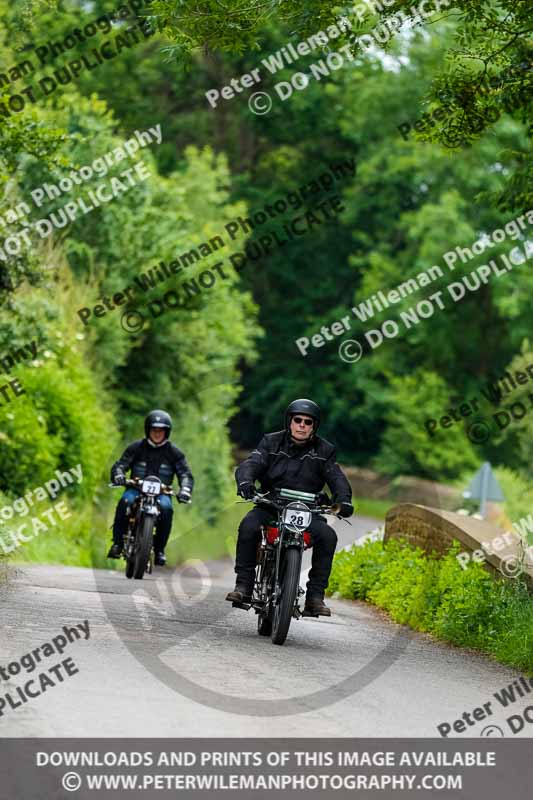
[
  {"left": 233, "top": 488, "right": 345, "bottom": 645},
  {"left": 109, "top": 475, "right": 179, "bottom": 580}
]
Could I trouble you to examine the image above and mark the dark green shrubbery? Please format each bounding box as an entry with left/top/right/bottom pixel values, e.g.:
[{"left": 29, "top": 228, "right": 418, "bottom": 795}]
[
  {"left": 0, "top": 353, "right": 116, "bottom": 500},
  {"left": 327, "top": 538, "right": 533, "bottom": 673}
]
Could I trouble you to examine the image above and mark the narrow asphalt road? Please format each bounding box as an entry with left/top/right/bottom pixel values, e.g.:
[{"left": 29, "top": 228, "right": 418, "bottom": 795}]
[{"left": 1, "top": 514, "right": 530, "bottom": 738}]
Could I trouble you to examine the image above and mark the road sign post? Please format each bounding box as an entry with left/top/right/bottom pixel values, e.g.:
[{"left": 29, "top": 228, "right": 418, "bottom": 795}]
[{"left": 463, "top": 462, "right": 505, "bottom": 517}]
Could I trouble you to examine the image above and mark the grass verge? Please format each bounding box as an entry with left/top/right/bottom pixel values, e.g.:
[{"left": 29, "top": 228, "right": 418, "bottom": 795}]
[
  {"left": 353, "top": 496, "right": 391, "bottom": 520},
  {"left": 327, "top": 538, "right": 533, "bottom": 674},
  {"left": 4, "top": 497, "right": 244, "bottom": 570}
]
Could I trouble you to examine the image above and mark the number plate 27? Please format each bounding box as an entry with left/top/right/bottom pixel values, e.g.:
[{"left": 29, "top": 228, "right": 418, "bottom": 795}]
[{"left": 142, "top": 479, "right": 161, "bottom": 495}]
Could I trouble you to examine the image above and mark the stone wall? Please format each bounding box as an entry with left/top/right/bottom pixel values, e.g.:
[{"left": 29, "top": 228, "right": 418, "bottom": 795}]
[
  {"left": 385, "top": 503, "right": 533, "bottom": 590},
  {"left": 343, "top": 468, "right": 462, "bottom": 509}
]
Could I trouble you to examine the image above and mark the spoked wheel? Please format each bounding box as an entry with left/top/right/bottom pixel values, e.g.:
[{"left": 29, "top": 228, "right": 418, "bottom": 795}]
[
  {"left": 133, "top": 515, "right": 155, "bottom": 579},
  {"left": 271, "top": 547, "right": 302, "bottom": 646}
]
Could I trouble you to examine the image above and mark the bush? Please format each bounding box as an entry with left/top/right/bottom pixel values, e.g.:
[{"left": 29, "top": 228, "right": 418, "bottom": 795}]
[
  {"left": 429, "top": 549, "right": 506, "bottom": 650},
  {"left": 0, "top": 338, "right": 118, "bottom": 568},
  {"left": 0, "top": 352, "right": 116, "bottom": 500},
  {"left": 327, "top": 538, "right": 533, "bottom": 673},
  {"left": 327, "top": 540, "right": 389, "bottom": 599},
  {"left": 368, "top": 540, "right": 442, "bottom": 629}
]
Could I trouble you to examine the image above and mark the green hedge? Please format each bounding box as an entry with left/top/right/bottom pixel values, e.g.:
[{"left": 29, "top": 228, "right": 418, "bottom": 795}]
[
  {"left": 0, "top": 345, "right": 118, "bottom": 568},
  {"left": 0, "top": 352, "right": 116, "bottom": 500},
  {"left": 327, "top": 538, "right": 533, "bottom": 673}
]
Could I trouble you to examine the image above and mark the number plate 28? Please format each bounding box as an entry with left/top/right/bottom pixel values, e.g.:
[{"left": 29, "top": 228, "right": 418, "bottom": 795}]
[{"left": 282, "top": 506, "right": 311, "bottom": 529}]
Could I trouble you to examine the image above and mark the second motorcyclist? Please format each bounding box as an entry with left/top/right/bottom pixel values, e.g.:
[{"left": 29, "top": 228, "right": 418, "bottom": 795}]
[{"left": 107, "top": 409, "right": 194, "bottom": 566}]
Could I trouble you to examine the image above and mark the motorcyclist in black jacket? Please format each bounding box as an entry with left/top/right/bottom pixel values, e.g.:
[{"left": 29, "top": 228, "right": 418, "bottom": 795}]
[
  {"left": 226, "top": 399, "right": 353, "bottom": 616},
  {"left": 107, "top": 410, "right": 194, "bottom": 566}
]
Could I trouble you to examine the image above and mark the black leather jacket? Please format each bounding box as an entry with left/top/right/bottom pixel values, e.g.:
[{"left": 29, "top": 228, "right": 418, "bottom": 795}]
[
  {"left": 111, "top": 439, "right": 194, "bottom": 491},
  {"left": 235, "top": 430, "right": 352, "bottom": 504}
]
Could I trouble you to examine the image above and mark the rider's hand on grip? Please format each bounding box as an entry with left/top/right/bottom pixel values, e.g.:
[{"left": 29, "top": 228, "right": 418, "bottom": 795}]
[
  {"left": 338, "top": 501, "right": 354, "bottom": 518},
  {"left": 113, "top": 473, "right": 126, "bottom": 486},
  {"left": 237, "top": 481, "right": 255, "bottom": 500},
  {"left": 177, "top": 488, "right": 192, "bottom": 504}
]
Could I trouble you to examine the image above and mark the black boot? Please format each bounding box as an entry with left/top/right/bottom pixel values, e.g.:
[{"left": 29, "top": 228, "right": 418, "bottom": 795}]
[
  {"left": 107, "top": 543, "right": 122, "bottom": 559},
  {"left": 154, "top": 551, "right": 166, "bottom": 566},
  {"left": 303, "top": 594, "right": 331, "bottom": 617},
  {"left": 225, "top": 579, "right": 254, "bottom": 604}
]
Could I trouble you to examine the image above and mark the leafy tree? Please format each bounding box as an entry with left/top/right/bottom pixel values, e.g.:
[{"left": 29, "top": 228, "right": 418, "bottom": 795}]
[
  {"left": 375, "top": 370, "right": 479, "bottom": 479},
  {"left": 492, "top": 341, "right": 533, "bottom": 480},
  {"left": 0, "top": 73, "right": 260, "bottom": 556}
]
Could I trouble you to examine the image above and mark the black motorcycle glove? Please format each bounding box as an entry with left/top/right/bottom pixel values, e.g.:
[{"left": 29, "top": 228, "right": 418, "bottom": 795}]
[
  {"left": 338, "top": 502, "right": 354, "bottom": 518},
  {"left": 237, "top": 481, "right": 255, "bottom": 500},
  {"left": 114, "top": 472, "right": 126, "bottom": 487},
  {"left": 177, "top": 487, "right": 192, "bottom": 504}
]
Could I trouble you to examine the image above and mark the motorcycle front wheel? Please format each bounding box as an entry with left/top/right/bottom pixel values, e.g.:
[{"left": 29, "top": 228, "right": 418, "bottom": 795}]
[
  {"left": 133, "top": 514, "right": 155, "bottom": 579},
  {"left": 125, "top": 532, "right": 135, "bottom": 579},
  {"left": 271, "top": 547, "right": 301, "bottom": 646}
]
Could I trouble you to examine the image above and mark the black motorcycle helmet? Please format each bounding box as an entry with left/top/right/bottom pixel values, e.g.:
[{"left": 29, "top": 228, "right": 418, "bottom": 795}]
[
  {"left": 284, "top": 398, "right": 321, "bottom": 432},
  {"left": 144, "top": 410, "right": 172, "bottom": 443}
]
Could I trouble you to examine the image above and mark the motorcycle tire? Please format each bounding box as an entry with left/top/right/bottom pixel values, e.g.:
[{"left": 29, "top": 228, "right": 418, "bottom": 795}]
[
  {"left": 133, "top": 514, "right": 155, "bottom": 579},
  {"left": 271, "top": 547, "right": 301, "bottom": 646}
]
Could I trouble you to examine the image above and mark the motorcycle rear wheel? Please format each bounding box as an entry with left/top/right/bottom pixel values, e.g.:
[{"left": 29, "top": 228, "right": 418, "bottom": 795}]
[
  {"left": 271, "top": 547, "right": 301, "bottom": 646},
  {"left": 133, "top": 515, "right": 155, "bottom": 579}
]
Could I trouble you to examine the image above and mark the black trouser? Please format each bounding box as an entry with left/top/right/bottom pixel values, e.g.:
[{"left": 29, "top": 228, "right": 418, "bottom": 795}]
[{"left": 235, "top": 507, "right": 338, "bottom": 597}]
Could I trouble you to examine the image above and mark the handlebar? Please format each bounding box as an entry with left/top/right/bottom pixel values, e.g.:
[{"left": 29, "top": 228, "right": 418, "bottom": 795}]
[
  {"left": 243, "top": 491, "right": 347, "bottom": 520},
  {"left": 108, "top": 477, "right": 175, "bottom": 495}
]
